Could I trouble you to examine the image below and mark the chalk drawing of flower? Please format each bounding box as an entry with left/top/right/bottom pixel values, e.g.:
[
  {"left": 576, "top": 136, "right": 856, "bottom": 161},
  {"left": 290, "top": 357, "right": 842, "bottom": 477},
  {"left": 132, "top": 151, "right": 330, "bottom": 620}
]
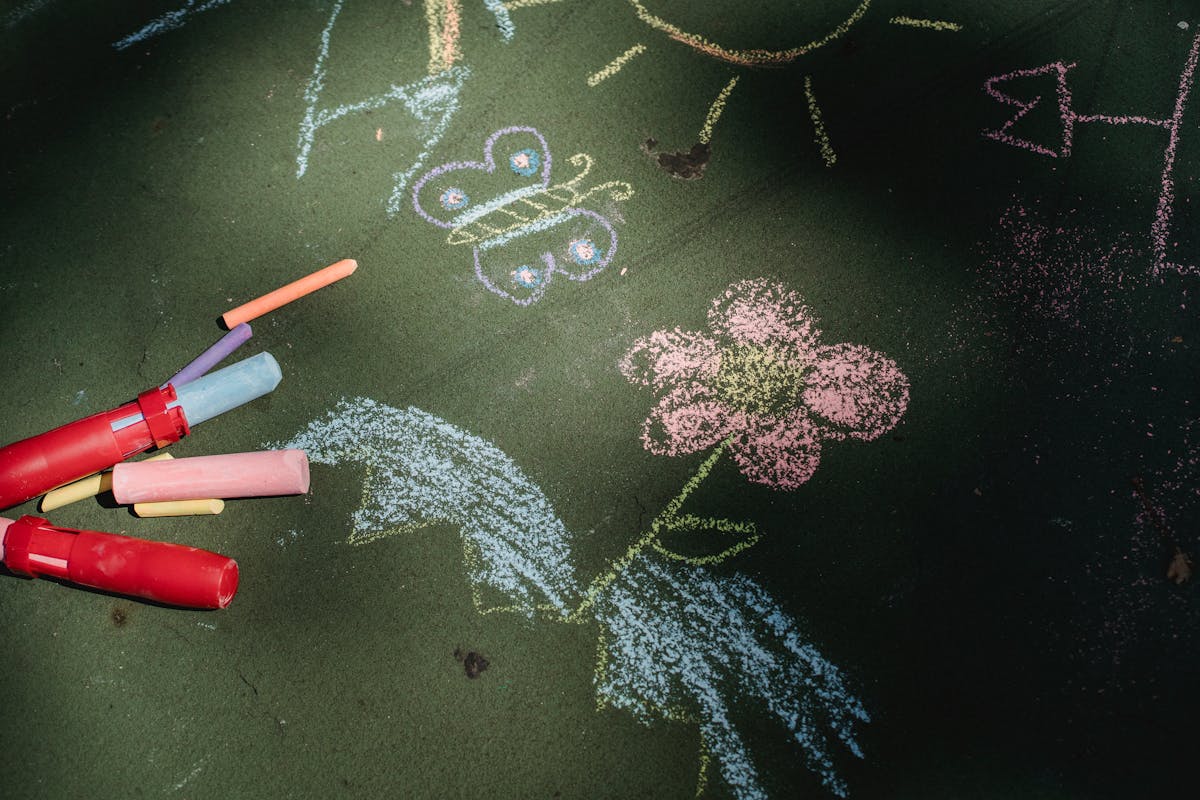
[{"left": 620, "top": 278, "right": 910, "bottom": 490}]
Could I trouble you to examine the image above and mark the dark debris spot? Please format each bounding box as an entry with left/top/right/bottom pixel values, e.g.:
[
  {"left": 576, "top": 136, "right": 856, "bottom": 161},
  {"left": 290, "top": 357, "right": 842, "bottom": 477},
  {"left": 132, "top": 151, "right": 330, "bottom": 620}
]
[
  {"left": 110, "top": 606, "right": 128, "bottom": 627},
  {"left": 454, "top": 646, "right": 490, "bottom": 679},
  {"left": 644, "top": 139, "right": 711, "bottom": 180}
]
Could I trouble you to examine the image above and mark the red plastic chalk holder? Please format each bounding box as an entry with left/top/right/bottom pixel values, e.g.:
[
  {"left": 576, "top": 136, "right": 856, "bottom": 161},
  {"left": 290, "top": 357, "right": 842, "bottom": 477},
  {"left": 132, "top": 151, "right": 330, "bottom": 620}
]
[
  {"left": 1, "top": 515, "right": 238, "bottom": 609},
  {"left": 0, "top": 385, "right": 190, "bottom": 510}
]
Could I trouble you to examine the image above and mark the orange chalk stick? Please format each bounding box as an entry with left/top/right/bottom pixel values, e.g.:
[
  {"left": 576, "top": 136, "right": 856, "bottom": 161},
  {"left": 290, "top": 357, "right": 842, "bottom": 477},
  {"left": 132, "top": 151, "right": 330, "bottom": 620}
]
[{"left": 222, "top": 258, "right": 357, "bottom": 329}]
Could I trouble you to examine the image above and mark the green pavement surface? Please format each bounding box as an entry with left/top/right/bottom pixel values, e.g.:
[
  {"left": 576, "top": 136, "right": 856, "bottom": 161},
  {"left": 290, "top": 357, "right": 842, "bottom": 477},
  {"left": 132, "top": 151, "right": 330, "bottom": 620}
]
[{"left": 2, "top": 2, "right": 1198, "bottom": 798}]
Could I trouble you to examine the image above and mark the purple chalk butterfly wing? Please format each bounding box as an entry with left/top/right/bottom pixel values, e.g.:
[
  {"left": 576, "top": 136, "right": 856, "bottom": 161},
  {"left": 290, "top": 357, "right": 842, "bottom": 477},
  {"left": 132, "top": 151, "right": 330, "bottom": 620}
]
[
  {"left": 472, "top": 207, "right": 620, "bottom": 306},
  {"left": 412, "top": 126, "right": 552, "bottom": 229}
]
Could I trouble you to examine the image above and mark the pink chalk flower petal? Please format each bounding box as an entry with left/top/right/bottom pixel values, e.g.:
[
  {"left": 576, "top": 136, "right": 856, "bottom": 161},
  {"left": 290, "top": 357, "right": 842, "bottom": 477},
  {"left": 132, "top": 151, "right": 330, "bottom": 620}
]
[
  {"left": 708, "top": 278, "right": 821, "bottom": 355},
  {"left": 729, "top": 409, "right": 823, "bottom": 490},
  {"left": 641, "top": 385, "right": 742, "bottom": 457},
  {"left": 619, "top": 328, "right": 720, "bottom": 392},
  {"left": 802, "top": 343, "right": 910, "bottom": 441}
]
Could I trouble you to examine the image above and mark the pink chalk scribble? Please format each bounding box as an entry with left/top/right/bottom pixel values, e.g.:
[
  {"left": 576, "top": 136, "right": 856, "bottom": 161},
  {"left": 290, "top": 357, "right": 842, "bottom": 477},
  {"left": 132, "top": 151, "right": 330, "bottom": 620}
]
[
  {"left": 1136, "top": 418, "right": 1200, "bottom": 550},
  {"left": 934, "top": 198, "right": 1146, "bottom": 375},
  {"left": 620, "top": 279, "right": 909, "bottom": 490},
  {"left": 983, "top": 32, "right": 1200, "bottom": 279},
  {"left": 980, "top": 202, "right": 1137, "bottom": 328}
]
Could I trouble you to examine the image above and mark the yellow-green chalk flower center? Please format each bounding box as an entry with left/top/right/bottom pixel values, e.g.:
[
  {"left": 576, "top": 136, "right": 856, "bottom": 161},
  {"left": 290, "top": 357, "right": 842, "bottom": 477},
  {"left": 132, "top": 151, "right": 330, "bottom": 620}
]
[{"left": 713, "top": 344, "right": 806, "bottom": 417}]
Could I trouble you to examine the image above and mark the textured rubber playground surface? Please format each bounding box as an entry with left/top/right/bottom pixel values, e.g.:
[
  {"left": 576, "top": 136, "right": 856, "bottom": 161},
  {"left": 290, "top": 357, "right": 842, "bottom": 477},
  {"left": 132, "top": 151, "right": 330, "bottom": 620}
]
[{"left": 1, "top": 2, "right": 1198, "bottom": 798}]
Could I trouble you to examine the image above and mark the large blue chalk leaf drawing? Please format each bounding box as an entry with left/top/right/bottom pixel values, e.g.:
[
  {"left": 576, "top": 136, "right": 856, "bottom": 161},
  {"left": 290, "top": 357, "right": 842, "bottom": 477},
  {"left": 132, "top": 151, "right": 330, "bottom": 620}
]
[
  {"left": 273, "top": 398, "right": 868, "bottom": 797},
  {"left": 273, "top": 397, "right": 579, "bottom": 617},
  {"left": 594, "top": 556, "right": 869, "bottom": 799}
]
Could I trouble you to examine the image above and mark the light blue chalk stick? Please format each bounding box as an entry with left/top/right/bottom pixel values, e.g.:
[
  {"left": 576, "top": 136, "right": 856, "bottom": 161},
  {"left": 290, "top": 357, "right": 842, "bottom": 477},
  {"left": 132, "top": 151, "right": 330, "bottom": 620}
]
[
  {"left": 175, "top": 351, "right": 281, "bottom": 426},
  {"left": 111, "top": 352, "right": 282, "bottom": 432}
]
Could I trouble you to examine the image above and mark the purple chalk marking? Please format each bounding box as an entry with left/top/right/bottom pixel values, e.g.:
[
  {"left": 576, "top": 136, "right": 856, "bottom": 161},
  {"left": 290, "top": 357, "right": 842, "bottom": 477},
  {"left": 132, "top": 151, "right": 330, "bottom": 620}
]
[
  {"left": 982, "top": 62, "right": 1076, "bottom": 157},
  {"left": 1150, "top": 31, "right": 1200, "bottom": 278},
  {"left": 471, "top": 208, "right": 620, "bottom": 305},
  {"left": 983, "top": 32, "right": 1200, "bottom": 279},
  {"left": 984, "top": 61, "right": 1176, "bottom": 157},
  {"left": 410, "top": 126, "right": 552, "bottom": 229},
  {"left": 166, "top": 323, "right": 253, "bottom": 388}
]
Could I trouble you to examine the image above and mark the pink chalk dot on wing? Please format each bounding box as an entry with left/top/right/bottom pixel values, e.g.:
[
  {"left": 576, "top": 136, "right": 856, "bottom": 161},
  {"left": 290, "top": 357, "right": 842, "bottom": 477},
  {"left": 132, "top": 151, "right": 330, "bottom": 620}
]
[
  {"left": 509, "top": 148, "right": 541, "bottom": 177},
  {"left": 569, "top": 239, "right": 601, "bottom": 265},
  {"left": 440, "top": 187, "right": 469, "bottom": 211},
  {"left": 513, "top": 265, "right": 544, "bottom": 288}
]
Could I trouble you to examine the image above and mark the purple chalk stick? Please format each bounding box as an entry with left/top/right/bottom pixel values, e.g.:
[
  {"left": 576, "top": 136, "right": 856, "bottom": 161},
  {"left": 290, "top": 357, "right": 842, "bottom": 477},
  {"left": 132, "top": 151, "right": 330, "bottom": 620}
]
[{"left": 166, "top": 323, "right": 253, "bottom": 388}]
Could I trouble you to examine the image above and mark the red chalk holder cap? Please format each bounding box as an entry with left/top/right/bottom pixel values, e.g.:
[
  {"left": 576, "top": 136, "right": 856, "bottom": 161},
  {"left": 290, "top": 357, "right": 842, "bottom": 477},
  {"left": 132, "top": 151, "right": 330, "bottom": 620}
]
[
  {"left": 135, "top": 384, "right": 189, "bottom": 449},
  {"left": 1, "top": 515, "right": 238, "bottom": 609}
]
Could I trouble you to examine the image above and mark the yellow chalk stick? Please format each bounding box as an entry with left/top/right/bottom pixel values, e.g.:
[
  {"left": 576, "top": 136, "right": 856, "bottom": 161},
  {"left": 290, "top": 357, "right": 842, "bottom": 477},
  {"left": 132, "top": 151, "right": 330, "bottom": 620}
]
[
  {"left": 40, "top": 472, "right": 113, "bottom": 512},
  {"left": 221, "top": 258, "right": 357, "bottom": 329},
  {"left": 133, "top": 498, "right": 226, "bottom": 518},
  {"left": 41, "top": 452, "right": 175, "bottom": 512}
]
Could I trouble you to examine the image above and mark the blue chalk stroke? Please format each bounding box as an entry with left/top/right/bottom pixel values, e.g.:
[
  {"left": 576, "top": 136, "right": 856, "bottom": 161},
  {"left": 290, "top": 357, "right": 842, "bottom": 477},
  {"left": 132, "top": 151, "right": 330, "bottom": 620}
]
[
  {"left": 272, "top": 397, "right": 580, "bottom": 617},
  {"left": 482, "top": 0, "right": 515, "bottom": 41},
  {"left": 295, "top": 0, "right": 469, "bottom": 215},
  {"left": 594, "top": 556, "right": 869, "bottom": 799},
  {"left": 5, "top": 0, "right": 56, "bottom": 30},
  {"left": 112, "top": 0, "right": 233, "bottom": 51},
  {"left": 274, "top": 398, "right": 871, "bottom": 798}
]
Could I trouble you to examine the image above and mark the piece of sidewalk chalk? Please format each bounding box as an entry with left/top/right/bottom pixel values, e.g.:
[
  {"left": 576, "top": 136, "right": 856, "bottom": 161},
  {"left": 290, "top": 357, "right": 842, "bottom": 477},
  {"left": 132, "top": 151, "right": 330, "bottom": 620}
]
[
  {"left": 111, "top": 449, "right": 310, "bottom": 504},
  {"left": 134, "top": 499, "right": 226, "bottom": 518},
  {"left": 41, "top": 452, "right": 176, "bottom": 512},
  {"left": 111, "top": 351, "right": 283, "bottom": 432},
  {"left": 166, "top": 323, "right": 252, "bottom": 388},
  {"left": 221, "top": 258, "right": 357, "bottom": 329}
]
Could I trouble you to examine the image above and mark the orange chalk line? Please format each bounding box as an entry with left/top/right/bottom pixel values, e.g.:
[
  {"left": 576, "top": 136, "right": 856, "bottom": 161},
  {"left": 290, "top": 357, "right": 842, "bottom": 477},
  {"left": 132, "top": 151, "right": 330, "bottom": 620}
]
[
  {"left": 804, "top": 75, "right": 837, "bottom": 167},
  {"left": 889, "top": 16, "right": 962, "bottom": 32},
  {"left": 698, "top": 75, "right": 739, "bottom": 145},
  {"left": 587, "top": 43, "right": 648, "bottom": 87},
  {"left": 222, "top": 259, "right": 357, "bottom": 329},
  {"left": 426, "top": 0, "right": 462, "bottom": 74},
  {"left": 628, "top": 0, "right": 871, "bottom": 66}
]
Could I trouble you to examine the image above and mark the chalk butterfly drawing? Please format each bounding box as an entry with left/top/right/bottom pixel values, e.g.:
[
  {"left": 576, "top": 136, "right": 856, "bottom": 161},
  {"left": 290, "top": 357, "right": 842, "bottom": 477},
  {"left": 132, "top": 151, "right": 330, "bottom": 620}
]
[
  {"left": 273, "top": 280, "right": 908, "bottom": 798},
  {"left": 411, "top": 126, "right": 634, "bottom": 305}
]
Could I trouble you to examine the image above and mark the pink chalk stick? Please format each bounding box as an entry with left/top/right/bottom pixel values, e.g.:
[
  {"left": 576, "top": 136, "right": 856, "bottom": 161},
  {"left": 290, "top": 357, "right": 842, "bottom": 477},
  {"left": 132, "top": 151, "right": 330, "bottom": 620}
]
[{"left": 111, "top": 450, "right": 310, "bottom": 503}]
